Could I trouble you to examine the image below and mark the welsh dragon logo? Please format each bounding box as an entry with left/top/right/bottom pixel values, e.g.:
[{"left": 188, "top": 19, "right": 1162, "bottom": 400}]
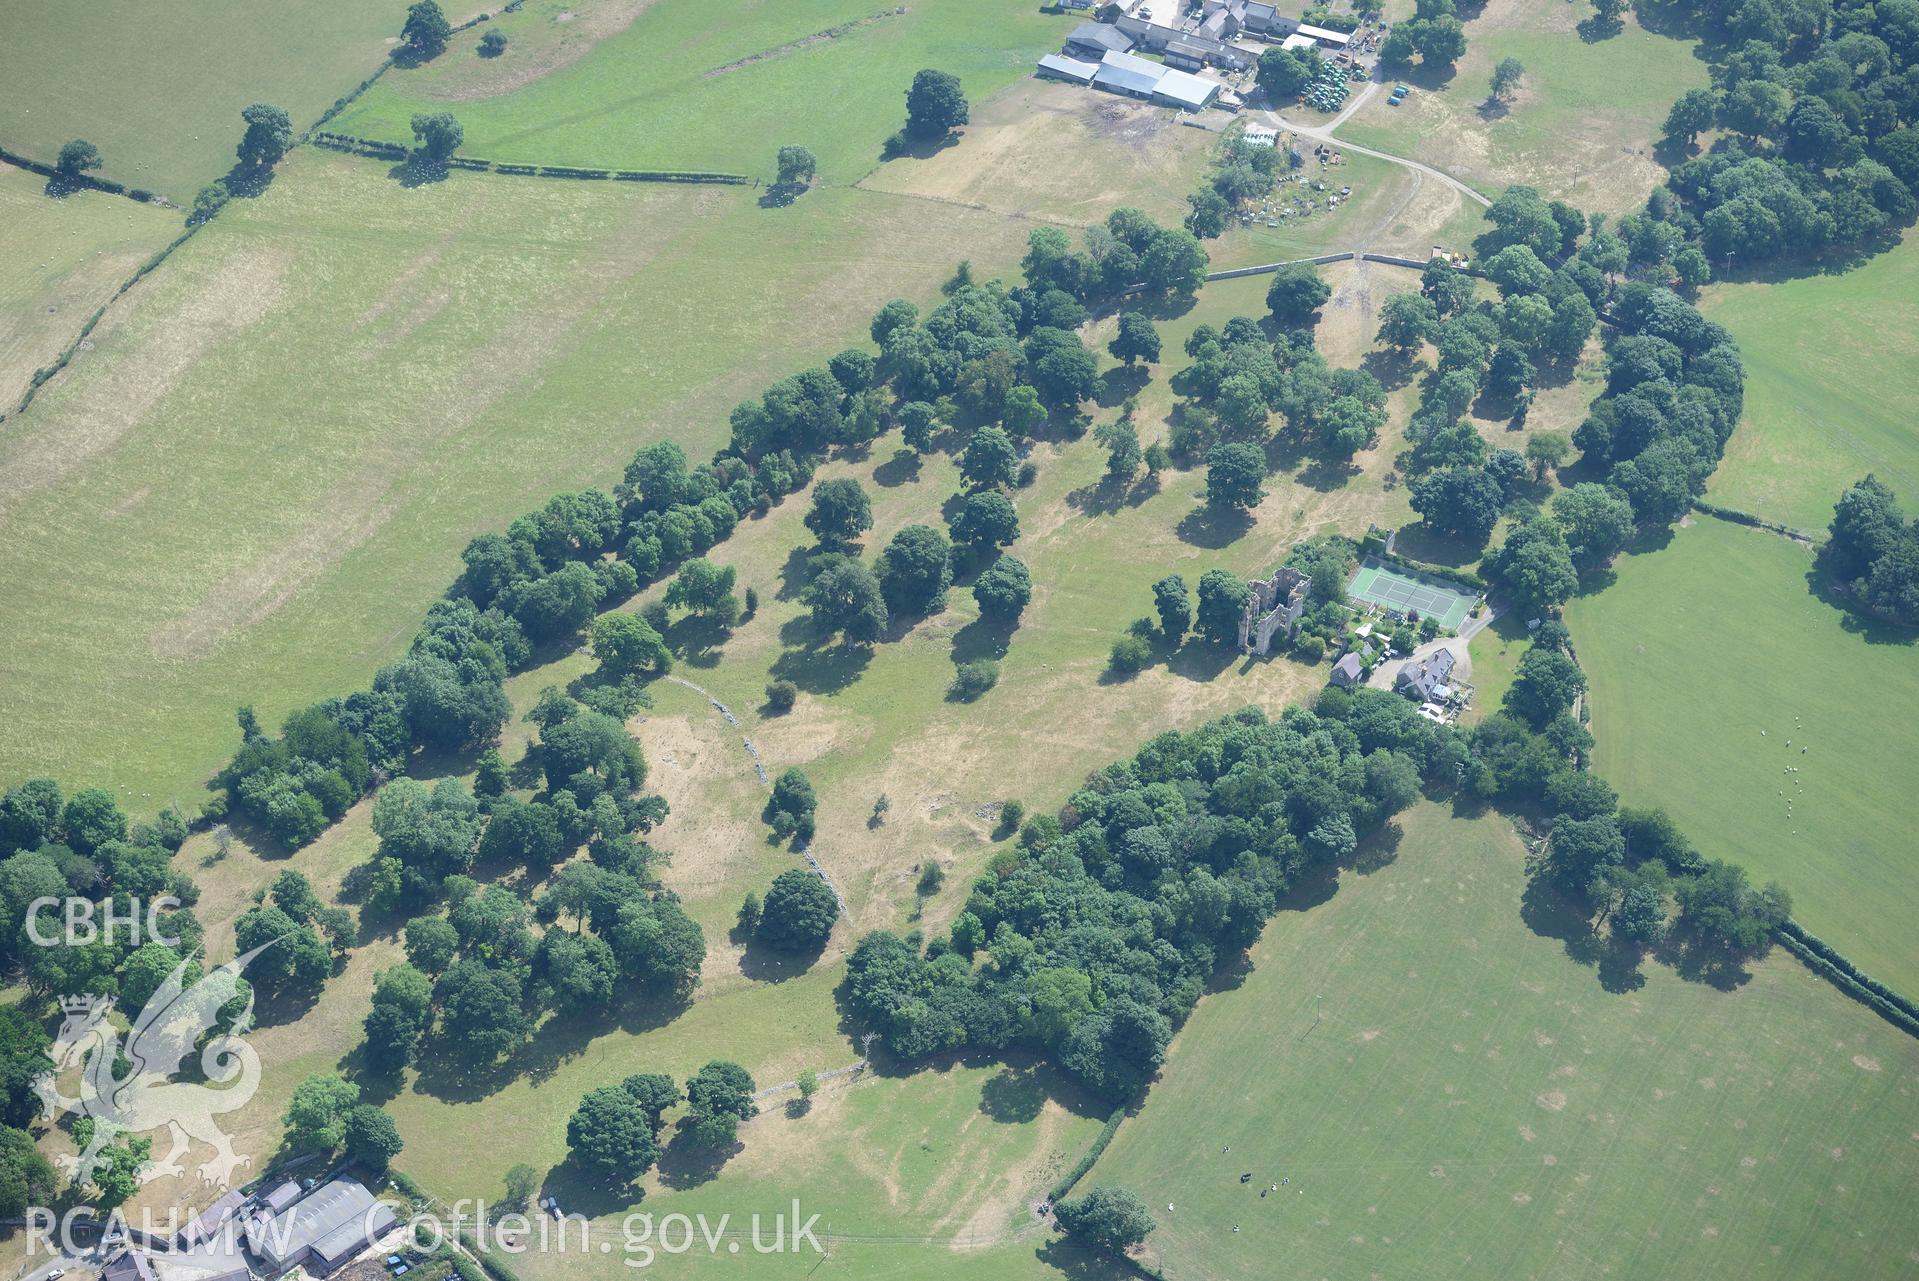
[{"left": 36, "top": 942, "right": 274, "bottom": 1189}]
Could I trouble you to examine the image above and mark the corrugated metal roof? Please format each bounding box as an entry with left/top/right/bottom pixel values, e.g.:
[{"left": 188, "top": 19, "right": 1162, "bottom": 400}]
[
  {"left": 1038, "top": 53, "right": 1100, "bottom": 83},
  {"left": 1155, "top": 67, "right": 1220, "bottom": 109}
]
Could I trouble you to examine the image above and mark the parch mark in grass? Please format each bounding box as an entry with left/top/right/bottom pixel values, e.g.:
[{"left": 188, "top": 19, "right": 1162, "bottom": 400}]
[{"left": 703, "top": 9, "right": 903, "bottom": 78}]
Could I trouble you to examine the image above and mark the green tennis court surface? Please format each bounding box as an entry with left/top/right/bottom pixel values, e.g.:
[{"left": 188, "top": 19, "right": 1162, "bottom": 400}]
[{"left": 1347, "top": 558, "right": 1477, "bottom": 629}]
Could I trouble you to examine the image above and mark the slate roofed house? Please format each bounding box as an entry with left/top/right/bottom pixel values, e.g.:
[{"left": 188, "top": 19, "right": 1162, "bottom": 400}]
[
  {"left": 1395, "top": 648, "right": 1457, "bottom": 702},
  {"left": 1243, "top": 1, "right": 1284, "bottom": 32},
  {"left": 1066, "top": 21, "right": 1134, "bottom": 59},
  {"left": 1037, "top": 53, "right": 1100, "bottom": 85},
  {"left": 246, "top": 1178, "right": 400, "bottom": 1277},
  {"left": 1330, "top": 652, "right": 1365, "bottom": 688}
]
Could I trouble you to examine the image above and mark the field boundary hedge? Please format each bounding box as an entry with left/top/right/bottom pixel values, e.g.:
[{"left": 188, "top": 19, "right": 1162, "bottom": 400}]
[
  {"left": 308, "top": 133, "right": 755, "bottom": 185},
  {"left": 0, "top": 144, "right": 167, "bottom": 206},
  {"left": 1375, "top": 546, "right": 1487, "bottom": 592},
  {"left": 9, "top": 223, "right": 205, "bottom": 420},
  {"left": 1776, "top": 920, "right": 1919, "bottom": 1039},
  {"left": 1690, "top": 500, "right": 1815, "bottom": 545},
  {"left": 1048, "top": 1105, "right": 1129, "bottom": 1202}
]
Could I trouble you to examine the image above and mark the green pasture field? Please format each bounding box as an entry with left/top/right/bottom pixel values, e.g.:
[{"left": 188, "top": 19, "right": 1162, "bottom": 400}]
[
  {"left": 1091, "top": 802, "right": 1919, "bottom": 1281},
  {"left": 0, "top": 162, "right": 179, "bottom": 409},
  {"left": 335, "top": 0, "right": 1075, "bottom": 183},
  {"left": 0, "top": 0, "right": 397, "bottom": 200},
  {"left": 1568, "top": 517, "right": 1919, "bottom": 996},
  {"left": 1339, "top": 0, "right": 1708, "bottom": 215},
  {"left": 1702, "top": 236, "right": 1919, "bottom": 532},
  {"left": 0, "top": 147, "right": 1037, "bottom": 806}
]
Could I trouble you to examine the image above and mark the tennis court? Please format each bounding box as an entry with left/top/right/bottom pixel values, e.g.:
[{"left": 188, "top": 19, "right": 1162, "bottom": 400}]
[{"left": 1346, "top": 558, "right": 1477, "bottom": 630}]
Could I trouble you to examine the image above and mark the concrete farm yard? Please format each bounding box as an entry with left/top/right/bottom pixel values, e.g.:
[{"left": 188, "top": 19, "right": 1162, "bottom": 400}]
[{"left": 2, "top": 0, "right": 1918, "bottom": 1279}]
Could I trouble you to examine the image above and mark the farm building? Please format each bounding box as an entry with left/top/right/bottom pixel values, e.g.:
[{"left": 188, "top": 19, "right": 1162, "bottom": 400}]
[
  {"left": 1294, "top": 22, "right": 1352, "bottom": 48},
  {"left": 1093, "top": 50, "right": 1166, "bottom": 100},
  {"left": 175, "top": 1190, "right": 246, "bottom": 1249},
  {"left": 1330, "top": 652, "right": 1366, "bottom": 688},
  {"left": 1065, "top": 21, "right": 1134, "bottom": 59},
  {"left": 1203, "top": 0, "right": 1289, "bottom": 33},
  {"left": 1115, "top": 15, "right": 1252, "bottom": 69},
  {"left": 1281, "top": 32, "right": 1320, "bottom": 51},
  {"left": 1155, "top": 67, "right": 1222, "bottom": 111},
  {"left": 1165, "top": 39, "right": 1211, "bottom": 71},
  {"left": 101, "top": 1251, "right": 156, "bottom": 1281},
  {"left": 244, "top": 1177, "right": 400, "bottom": 1277},
  {"left": 1060, "top": 0, "right": 1093, "bottom": 8},
  {"left": 260, "top": 1179, "right": 302, "bottom": 1213},
  {"left": 1037, "top": 53, "right": 1100, "bottom": 85},
  {"left": 1396, "top": 649, "right": 1457, "bottom": 702}
]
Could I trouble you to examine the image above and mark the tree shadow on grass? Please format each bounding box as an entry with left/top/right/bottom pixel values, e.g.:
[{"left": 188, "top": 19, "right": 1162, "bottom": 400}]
[
  {"left": 873, "top": 448, "right": 923, "bottom": 488},
  {"left": 1095, "top": 365, "right": 1150, "bottom": 409},
  {"left": 387, "top": 157, "right": 449, "bottom": 189},
  {"left": 1391, "top": 520, "right": 1488, "bottom": 568},
  {"left": 656, "top": 1119, "right": 741, "bottom": 1189},
  {"left": 412, "top": 985, "right": 692, "bottom": 1103},
  {"left": 1176, "top": 503, "right": 1253, "bottom": 550},
  {"left": 769, "top": 640, "right": 873, "bottom": 695},
  {"left": 978, "top": 1063, "right": 1049, "bottom": 1124},
  {"left": 1166, "top": 640, "right": 1238, "bottom": 683},
  {"left": 951, "top": 613, "right": 1015, "bottom": 667},
  {"left": 538, "top": 1157, "right": 643, "bottom": 1219},
  {"left": 1346, "top": 819, "right": 1403, "bottom": 875},
  {"left": 1803, "top": 560, "right": 1919, "bottom": 646},
  {"left": 737, "top": 935, "right": 826, "bottom": 984},
  {"left": 1032, "top": 1238, "right": 1137, "bottom": 1281},
  {"left": 661, "top": 613, "right": 733, "bottom": 668},
  {"left": 1519, "top": 876, "right": 1609, "bottom": 974},
  {"left": 1361, "top": 348, "right": 1421, "bottom": 392}
]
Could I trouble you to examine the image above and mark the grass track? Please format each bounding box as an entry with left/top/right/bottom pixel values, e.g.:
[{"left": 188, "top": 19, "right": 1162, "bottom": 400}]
[
  {"left": 1091, "top": 803, "right": 1919, "bottom": 1281},
  {"left": 1569, "top": 517, "right": 1919, "bottom": 996}
]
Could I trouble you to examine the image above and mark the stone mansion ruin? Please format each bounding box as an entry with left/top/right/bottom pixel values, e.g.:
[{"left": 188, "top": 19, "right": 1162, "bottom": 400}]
[{"left": 1239, "top": 566, "right": 1310, "bottom": 656}]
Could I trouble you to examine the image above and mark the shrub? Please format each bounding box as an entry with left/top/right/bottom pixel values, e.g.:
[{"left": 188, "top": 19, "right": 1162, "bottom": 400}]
[
  {"left": 1109, "top": 634, "right": 1152, "bottom": 673},
  {"left": 1294, "top": 633, "right": 1325, "bottom": 663},
  {"left": 949, "top": 659, "right": 999, "bottom": 700},
  {"left": 765, "top": 680, "right": 798, "bottom": 712}
]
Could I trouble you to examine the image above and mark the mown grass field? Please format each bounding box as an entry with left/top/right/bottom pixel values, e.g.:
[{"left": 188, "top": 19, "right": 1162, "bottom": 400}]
[
  {"left": 335, "top": 0, "right": 1076, "bottom": 183},
  {"left": 0, "top": 162, "right": 179, "bottom": 409},
  {"left": 1569, "top": 517, "right": 1919, "bottom": 996},
  {"left": 1340, "top": 0, "right": 1708, "bottom": 214},
  {"left": 0, "top": 0, "right": 398, "bottom": 199},
  {"left": 1091, "top": 802, "right": 1919, "bottom": 1281},
  {"left": 1703, "top": 236, "right": 1919, "bottom": 532},
  {"left": 0, "top": 147, "right": 1037, "bottom": 808}
]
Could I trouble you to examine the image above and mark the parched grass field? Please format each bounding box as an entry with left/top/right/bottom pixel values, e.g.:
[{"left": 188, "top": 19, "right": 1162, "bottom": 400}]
[
  {"left": 1339, "top": 0, "right": 1708, "bottom": 215},
  {"left": 109, "top": 265, "right": 1441, "bottom": 1251},
  {"left": 0, "top": 0, "right": 398, "bottom": 199},
  {"left": 1091, "top": 802, "right": 1919, "bottom": 1281},
  {"left": 1703, "top": 236, "right": 1919, "bottom": 532},
  {"left": 0, "top": 148, "right": 1038, "bottom": 807},
  {"left": 335, "top": 0, "right": 1076, "bottom": 183},
  {"left": 1568, "top": 517, "right": 1919, "bottom": 996},
  {"left": 0, "top": 162, "right": 179, "bottom": 409}
]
